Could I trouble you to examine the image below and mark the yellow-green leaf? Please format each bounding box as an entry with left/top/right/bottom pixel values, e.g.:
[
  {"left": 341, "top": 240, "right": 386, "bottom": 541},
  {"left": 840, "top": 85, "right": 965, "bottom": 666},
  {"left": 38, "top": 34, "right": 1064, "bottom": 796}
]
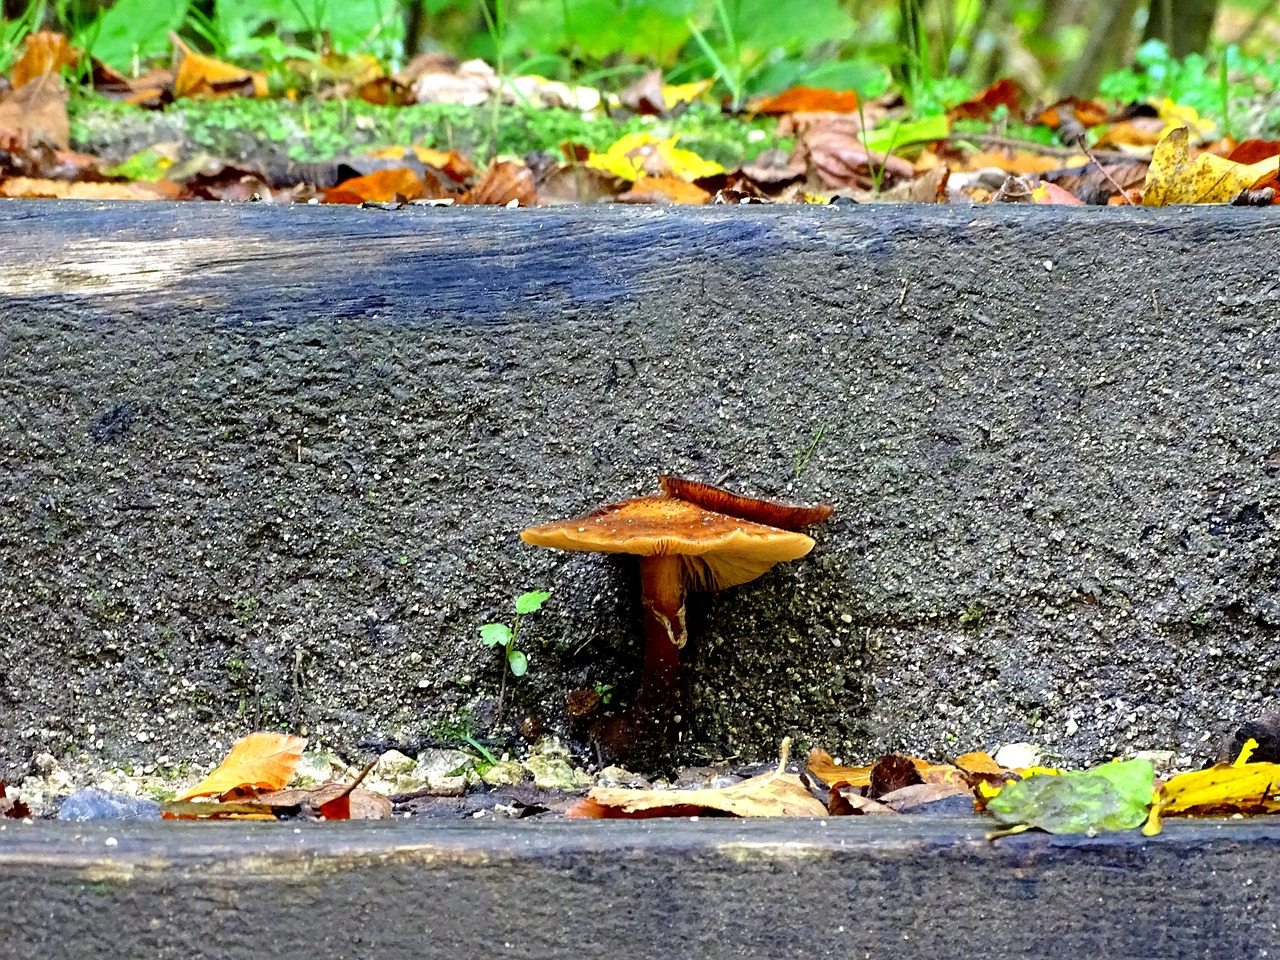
[
  {"left": 586, "top": 132, "right": 723, "bottom": 183},
  {"left": 1143, "top": 126, "right": 1278, "bottom": 206}
]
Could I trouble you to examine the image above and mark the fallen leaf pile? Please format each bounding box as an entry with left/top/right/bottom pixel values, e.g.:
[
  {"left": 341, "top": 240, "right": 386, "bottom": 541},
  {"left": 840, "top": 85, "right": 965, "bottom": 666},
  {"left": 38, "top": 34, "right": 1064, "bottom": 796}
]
[
  {"left": 2, "top": 30, "right": 1279, "bottom": 209},
  {"left": 162, "top": 731, "right": 391, "bottom": 821}
]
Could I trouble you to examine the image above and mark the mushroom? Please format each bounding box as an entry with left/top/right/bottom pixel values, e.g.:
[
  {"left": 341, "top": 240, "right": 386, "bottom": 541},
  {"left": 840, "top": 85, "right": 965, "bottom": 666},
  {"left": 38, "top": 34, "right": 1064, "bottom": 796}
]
[{"left": 520, "top": 479, "right": 832, "bottom": 735}]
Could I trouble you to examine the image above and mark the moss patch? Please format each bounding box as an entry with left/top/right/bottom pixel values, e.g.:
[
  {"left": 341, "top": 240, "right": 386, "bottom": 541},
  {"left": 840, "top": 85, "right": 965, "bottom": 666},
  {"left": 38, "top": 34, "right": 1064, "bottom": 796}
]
[{"left": 68, "top": 93, "right": 788, "bottom": 168}]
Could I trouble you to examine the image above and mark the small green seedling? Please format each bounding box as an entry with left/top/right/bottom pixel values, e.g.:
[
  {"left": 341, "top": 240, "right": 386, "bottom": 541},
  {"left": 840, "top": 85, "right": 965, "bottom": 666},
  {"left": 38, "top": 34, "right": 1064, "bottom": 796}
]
[{"left": 480, "top": 590, "right": 550, "bottom": 720}]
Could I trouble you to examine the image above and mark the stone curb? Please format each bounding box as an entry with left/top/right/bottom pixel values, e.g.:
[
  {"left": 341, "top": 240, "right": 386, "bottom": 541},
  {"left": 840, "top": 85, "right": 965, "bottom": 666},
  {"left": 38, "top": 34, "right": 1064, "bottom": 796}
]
[{"left": 1, "top": 816, "right": 1276, "bottom": 959}]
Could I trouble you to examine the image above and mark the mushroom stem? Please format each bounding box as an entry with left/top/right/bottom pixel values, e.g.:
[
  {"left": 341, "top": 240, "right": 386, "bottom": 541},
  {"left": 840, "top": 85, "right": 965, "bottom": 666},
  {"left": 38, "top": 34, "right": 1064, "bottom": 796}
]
[{"left": 637, "top": 554, "right": 687, "bottom": 704}]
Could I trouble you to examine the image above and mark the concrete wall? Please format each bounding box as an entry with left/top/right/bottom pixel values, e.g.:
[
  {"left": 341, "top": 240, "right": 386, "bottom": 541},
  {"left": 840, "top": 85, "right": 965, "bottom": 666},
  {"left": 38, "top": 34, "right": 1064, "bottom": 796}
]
[{"left": 1, "top": 201, "right": 1277, "bottom": 775}]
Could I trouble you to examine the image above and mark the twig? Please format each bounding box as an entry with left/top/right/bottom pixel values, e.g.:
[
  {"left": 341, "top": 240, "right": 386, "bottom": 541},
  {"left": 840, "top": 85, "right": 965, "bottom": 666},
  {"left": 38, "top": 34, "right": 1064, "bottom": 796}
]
[{"left": 1074, "top": 133, "right": 1137, "bottom": 205}]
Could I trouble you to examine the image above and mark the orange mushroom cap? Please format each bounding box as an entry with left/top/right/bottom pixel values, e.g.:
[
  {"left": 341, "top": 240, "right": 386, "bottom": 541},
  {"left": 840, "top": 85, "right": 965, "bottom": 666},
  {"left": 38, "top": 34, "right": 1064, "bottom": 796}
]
[{"left": 519, "top": 496, "right": 815, "bottom": 591}]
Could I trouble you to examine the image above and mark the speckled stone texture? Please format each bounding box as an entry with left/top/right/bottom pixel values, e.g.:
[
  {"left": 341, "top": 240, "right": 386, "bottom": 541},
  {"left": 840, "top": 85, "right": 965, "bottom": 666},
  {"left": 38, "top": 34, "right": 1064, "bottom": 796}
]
[
  {"left": 0, "top": 202, "right": 1277, "bottom": 776},
  {"left": 2, "top": 818, "right": 1278, "bottom": 959}
]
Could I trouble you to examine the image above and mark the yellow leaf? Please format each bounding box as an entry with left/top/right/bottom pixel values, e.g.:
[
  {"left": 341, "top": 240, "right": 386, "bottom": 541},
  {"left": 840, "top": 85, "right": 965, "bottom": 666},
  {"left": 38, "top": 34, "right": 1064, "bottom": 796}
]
[
  {"left": 586, "top": 132, "right": 723, "bottom": 183},
  {"left": 662, "top": 79, "right": 713, "bottom": 107},
  {"left": 179, "top": 732, "right": 307, "bottom": 800},
  {"left": 1143, "top": 126, "right": 1278, "bottom": 205},
  {"left": 1155, "top": 97, "right": 1215, "bottom": 139}
]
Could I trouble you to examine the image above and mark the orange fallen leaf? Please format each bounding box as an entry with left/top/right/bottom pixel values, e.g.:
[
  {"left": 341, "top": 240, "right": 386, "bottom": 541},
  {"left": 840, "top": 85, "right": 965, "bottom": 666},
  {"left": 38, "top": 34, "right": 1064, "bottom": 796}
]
[
  {"left": 961, "top": 150, "right": 1064, "bottom": 175},
  {"left": 1032, "top": 181, "right": 1086, "bottom": 205},
  {"left": 323, "top": 167, "right": 427, "bottom": 204},
  {"left": 1227, "top": 139, "right": 1280, "bottom": 165},
  {"left": 754, "top": 86, "right": 859, "bottom": 115},
  {"left": 364, "top": 145, "right": 476, "bottom": 182},
  {"left": 11, "top": 32, "right": 78, "bottom": 89},
  {"left": 568, "top": 739, "right": 826, "bottom": 819},
  {"left": 1038, "top": 96, "right": 1110, "bottom": 130},
  {"left": 949, "top": 78, "right": 1022, "bottom": 121},
  {"left": 178, "top": 731, "right": 307, "bottom": 800},
  {"left": 954, "top": 751, "right": 1006, "bottom": 776},
  {"left": 807, "top": 748, "right": 872, "bottom": 788},
  {"left": 171, "top": 33, "right": 265, "bottom": 100},
  {"left": 616, "top": 174, "right": 710, "bottom": 204}
]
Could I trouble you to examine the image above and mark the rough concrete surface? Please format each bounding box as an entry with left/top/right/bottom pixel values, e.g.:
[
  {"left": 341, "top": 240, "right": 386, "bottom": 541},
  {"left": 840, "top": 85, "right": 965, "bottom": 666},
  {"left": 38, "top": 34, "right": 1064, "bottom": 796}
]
[
  {"left": 1, "top": 201, "right": 1279, "bottom": 777},
  {"left": 1, "top": 817, "right": 1277, "bottom": 960}
]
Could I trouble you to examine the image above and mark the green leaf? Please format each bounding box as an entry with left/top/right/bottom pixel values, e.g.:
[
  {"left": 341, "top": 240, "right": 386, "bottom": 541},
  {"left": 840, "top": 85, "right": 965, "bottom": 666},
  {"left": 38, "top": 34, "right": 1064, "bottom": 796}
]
[
  {"left": 479, "top": 623, "right": 512, "bottom": 647},
  {"left": 986, "top": 759, "right": 1155, "bottom": 835},
  {"left": 507, "top": 649, "right": 529, "bottom": 677},
  {"left": 860, "top": 114, "right": 951, "bottom": 155},
  {"left": 515, "top": 590, "right": 551, "bottom": 615}
]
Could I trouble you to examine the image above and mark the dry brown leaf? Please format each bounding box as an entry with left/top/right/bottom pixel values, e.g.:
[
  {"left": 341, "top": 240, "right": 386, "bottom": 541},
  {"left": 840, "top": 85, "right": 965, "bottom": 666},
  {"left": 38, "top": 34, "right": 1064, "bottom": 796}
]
[
  {"left": 171, "top": 33, "right": 265, "bottom": 100},
  {"left": 179, "top": 731, "right": 307, "bottom": 800},
  {"left": 869, "top": 754, "right": 925, "bottom": 798},
  {"left": 461, "top": 160, "right": 539, "bottom": 206},
  {"left": 254, "top": 783, "right": 393, "bottom": 820},
  {"left": 0, "top": 177, "right": 180, "bottom": 200},
  {"left": 568, "top": 741, "right": 826, "bottom": 819},
  {"left": 620, "top": 67, "right": 666, "bottom": 115},
  {"left": 754, "top": 86, "right": 860, "bottom": 115},
  {"left": 798, "top": 116, "right": 916, "bottom": 190},
  {"left": 11, "top": 32, "right": 78, "bottom": 89},
  {"left": 0, "top": 72, "right": 68, "bottom": 152},
  {"left": 878, "top": 781, "right": 970, "bottom": 811},
  {"left": 1037, "top": 96, "right": 1110, "bottom": 130},
  {"left": 829, "top": 784, "right": 897, "bottom": 816}
]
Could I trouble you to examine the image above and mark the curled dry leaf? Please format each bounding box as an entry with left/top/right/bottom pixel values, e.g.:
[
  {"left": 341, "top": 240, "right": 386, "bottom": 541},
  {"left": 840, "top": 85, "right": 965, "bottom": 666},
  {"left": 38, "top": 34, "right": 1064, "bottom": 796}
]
[
  {"left": 179, "top": 731, "right": 307, "bottom": 800},
  {"left": 462, "top": 160, "right": 539, "bottom": 206}
]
